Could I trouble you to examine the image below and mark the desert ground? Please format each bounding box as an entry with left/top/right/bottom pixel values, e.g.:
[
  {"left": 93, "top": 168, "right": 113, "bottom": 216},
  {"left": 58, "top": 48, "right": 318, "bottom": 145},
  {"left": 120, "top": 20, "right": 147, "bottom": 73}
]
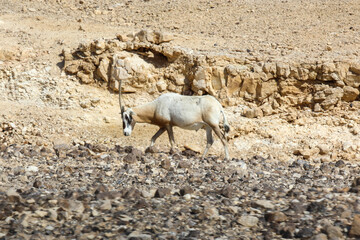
[{"left": 1, "top": 0, "right": 360, "bottom": 239}]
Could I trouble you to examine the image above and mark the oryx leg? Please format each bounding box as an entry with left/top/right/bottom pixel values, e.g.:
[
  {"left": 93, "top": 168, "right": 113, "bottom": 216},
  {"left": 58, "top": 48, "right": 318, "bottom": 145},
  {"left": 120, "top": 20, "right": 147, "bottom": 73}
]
[
  {"left": 149, "top": 127, "right": 166, "bottom": 147},
  {"left": 211, "top": 125, "right": 230, "bottom": 161},
  {"left": 202, "top": 126, "right": 214, "bottom": 159},
  {"left": 165, "top": 125, "right": 176, "bottom": 152}
]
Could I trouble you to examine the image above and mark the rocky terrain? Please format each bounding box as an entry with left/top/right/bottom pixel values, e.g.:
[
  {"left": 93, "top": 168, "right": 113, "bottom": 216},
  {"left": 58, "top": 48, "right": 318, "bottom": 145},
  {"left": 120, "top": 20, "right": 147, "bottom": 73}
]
[{"left": 1, "top": 0, "right": 360, "bottom": 239}]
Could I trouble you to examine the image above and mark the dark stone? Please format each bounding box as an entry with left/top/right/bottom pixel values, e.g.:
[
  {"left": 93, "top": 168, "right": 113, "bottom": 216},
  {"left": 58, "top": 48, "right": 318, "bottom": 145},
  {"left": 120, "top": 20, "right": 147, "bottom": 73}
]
[
  {"left": 94, "top": 185, "right": 109, "bottom": 195},
  {"left": 279, "top": 224, "right": 295, "bottom": 238},
  {"left": 145, "top": 146, "right": 158, "bottom": 153},
  {"left": 134, "top": 199, "right": 149, "bottom": 209},
  {"left": 288, "top": 201, "right": 306, "bottom": 213},
  {"left": 335, "top": 160, "right": 345, "bottom": 168},
  {"left": 352, "top": 177, "right": 360, "bottom": 187},
  {"left": 187, "top": 230, "right": 200, "bottom": 238},
  {"left": 178, "top": 160, "right": 191, "bottom": 169},
  {"left": 171, "top": 153, "right": 182, "bottom": 160},
  {"left": 154, "top": 188, "right": 171, "bottom": 198},
  {"left": 307, "top": 201, "right": 327, "bottom": 213},
  {"left": 180, "top": 186, "right": 194, "bottom": 196},
  {"left": 220, "top": 185, "right": 235, "bottom": 198},
  {"left": 33, "top": 180, "right": 43, "bottom": 188},
  {"left": 295, "top": 227, "right": 314, "bottom": 238},
  {"left": 123, "top": 153, "right": 138, "bottom": 164},
  {"left": 181, "top": 149, "right": 197, "bottom": 158},
  {"left": 122, "top": 188, "right": 141, "bottom": 199},
  {"left": 53, "top": 142, "right": 70, "bottom": 155},
  {"left": 91, "top": 144, "right": 108, "bottom": 153},
  {"left": 161, "top": 159, "right": 171, "bottom": 170}
]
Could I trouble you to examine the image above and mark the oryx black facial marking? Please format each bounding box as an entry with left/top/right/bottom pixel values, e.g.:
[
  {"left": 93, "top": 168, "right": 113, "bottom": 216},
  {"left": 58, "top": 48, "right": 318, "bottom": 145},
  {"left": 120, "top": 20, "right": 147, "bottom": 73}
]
[{"left": 122, "top": 109, "right": 135, "bottom": 136}]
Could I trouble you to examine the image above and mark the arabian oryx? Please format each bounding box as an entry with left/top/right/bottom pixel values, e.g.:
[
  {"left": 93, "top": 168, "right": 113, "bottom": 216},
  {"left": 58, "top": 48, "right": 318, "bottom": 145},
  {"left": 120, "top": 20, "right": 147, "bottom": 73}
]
[{"left": 120, "top": 92, "right": 231, "bottom": 160}]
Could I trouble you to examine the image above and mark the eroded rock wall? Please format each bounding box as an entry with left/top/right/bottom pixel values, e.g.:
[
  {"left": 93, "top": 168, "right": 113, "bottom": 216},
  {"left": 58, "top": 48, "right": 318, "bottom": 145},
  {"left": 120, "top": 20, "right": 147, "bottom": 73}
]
[{"left": 63, "top": 30, "right": 360, "bottom": 116}]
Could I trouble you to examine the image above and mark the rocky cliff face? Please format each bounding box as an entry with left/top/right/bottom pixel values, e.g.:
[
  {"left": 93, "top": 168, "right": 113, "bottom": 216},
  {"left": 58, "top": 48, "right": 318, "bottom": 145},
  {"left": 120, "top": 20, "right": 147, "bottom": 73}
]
[{"left": 63, "top": 29, "right": 360, "bottom": 117}]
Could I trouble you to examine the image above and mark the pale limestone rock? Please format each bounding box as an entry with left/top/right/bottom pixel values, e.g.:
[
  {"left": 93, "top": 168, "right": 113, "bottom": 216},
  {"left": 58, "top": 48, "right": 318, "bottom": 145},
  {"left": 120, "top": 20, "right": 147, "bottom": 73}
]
[
  {"left": 226, "top": 75, "right": 242, "bottom": 96},
  {"left": 244, "top": 107, "right": 263, "bottom": 118},
  {"left": 322, "top": 62, "right": 336, "bottom": 74},
  {"left": 344, "top": 73, "right": 360, "bottom": 87},
  {"left": 161, "top": 45, "right": 182, "bottom": 62},
  {"left": 116, "top": 33, "right": 130, "bottom": 42},
  {"left": 96, "top": 58, "right": 110, "bottom": 82},
  {"left": 349, "top": 62, "right": 360, "bottom": 75},
  {"left": 94, "top": 40, "right": 106, "bottom": 55},
  {"left": 211, "top": 67, "right": 225, "bottom": 90},
  {"left": 240, "top": 73, "right": 258, "bottom": 100},
  {"left": 318, "top": 144, "right": 331, "bottom": 155},
  {"left": 192, "top": 79, "right": 207, "bottom": 92},
  {"left": 194, "top": 67, "right": 207, "bottom": 81},
  {"left": 276, "top": 62, "right": 290, "bottom": 77},
  {"left": 297, "top": 67, "right": 309, "bottom": 81},
  {"left": 257, "top": 80, "right": 278, "bottom": 101},
  {"left": 260, "top": 103, "right": 273, "bottom": 116},
  {"left": 158, "top": 31, "right": 175, "bottom": 43},
  {"left": 342, "top": 86, "right": 359, "bottom": 102},
  {"left": 65, "top": 62, "right": 80, "bottom": 75},
  {"left": 77, "top": 72, "right": 93, "bottom": 84},
  {"left": 156, "top": 80, "right": 167, "bottom": 92}
]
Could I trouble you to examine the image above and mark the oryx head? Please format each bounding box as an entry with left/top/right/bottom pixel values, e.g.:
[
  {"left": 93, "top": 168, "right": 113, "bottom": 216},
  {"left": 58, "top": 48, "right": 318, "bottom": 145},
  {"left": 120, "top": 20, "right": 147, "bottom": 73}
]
[{"left": 121, "top": 106, "right": 136, "bottom": 136}]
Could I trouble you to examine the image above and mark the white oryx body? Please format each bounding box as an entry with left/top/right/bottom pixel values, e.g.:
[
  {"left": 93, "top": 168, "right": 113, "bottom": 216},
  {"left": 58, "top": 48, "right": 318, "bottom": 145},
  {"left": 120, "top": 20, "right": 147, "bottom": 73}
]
[{"left": 121, "top": 93, "right": 230, "bottom": 160}]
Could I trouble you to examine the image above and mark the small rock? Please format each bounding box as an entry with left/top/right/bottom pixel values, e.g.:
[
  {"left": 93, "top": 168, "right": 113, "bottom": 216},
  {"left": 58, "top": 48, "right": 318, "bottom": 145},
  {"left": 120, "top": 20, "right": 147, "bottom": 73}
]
[
  {"left": 349, "top": 214, "right": 360, "bottom": 237},
  {"left": 203, "top": 206, "right": 220, "bottom": 220},
  {"left": 161, "top": 159, "right": 171, "bottom": 170},
  {"left": 34, "top": 210, "right": 48, "bottom": 218},
  {"left": 145, "top": 146, "right": 158, "bottom": 153},
  {"left": 237, "top": 215, "right": 259, "bottom": 227},
  {"left": 295, "top": 227, "right": 314, "bottom": 238},
  {"left": 342, "top": 86, "right": 359, "bottom": 102},
  {"left": 318, "top": 144, "right": 331, "bottom": 155},
  {"left": 123, "top": 153, "right": 137, "bottom": 164},
  {"left": 154, "top": 188, "right": 171, "bottom": 198},
  {"left": 311, "top": 233, "right": 328, "bottom": 240},
  {"left": 279, "top": 224, "right": 296, "bottom": 238},
  {"left": 187, "top": 230, "right": 201, "bottom": 238},
  {"left": 178, "top": 160, "right": 191, "bottom": 169},
  {"left": 6, "top": 188, "right": 21, "bottom": 202},
  {"left": 13, "top": 166, "right": 25, "bottom": 175},
  {"left": 180, "top": 186, "right": 194, "bottom": 196},
  {"left": 99, "top": 199, "right": 112, "bottom": 211},
  {"left": 307, "top": 201, "right": 327, "bottom": 213},
  {"left": 220, "top": 185, "right": 235, "bottom": 198},
  {"left": 335, "top": 160, "right": 345, "bottom": 168},
  {"left": 134, "top": 199, "right": 149, "bottom": 209},
  {"left": 128, "top": 231, "right": 152, "bottom": 240},
  {"left": 122, "top": 188, "right": 141, "bottom": 199},
  {"left": 252, "top": 200, "right": 275, "bottom": 210},
  {"left": 80, "top": 101, "right": 91, "bottom": 108},
  {"left": 244, "top": 107, "right": 263, "bottom": 118},
  {"left": 323, "top": 224, "right": 343, "bottom": 239},
  {"left": 314, "top": 103, "right": 322, "bottom": 112},
  {"left": 45, "top": 225, "right": 55, "bottom": 231},
  {"left": 264, "top": 212, "right": 287, "bottom": 222},
  {"left": 26, "top": 165, "right": 39, "bottom": 173},
  {"left": 33, "top": 180, "right": 43, "bottom": 188}
]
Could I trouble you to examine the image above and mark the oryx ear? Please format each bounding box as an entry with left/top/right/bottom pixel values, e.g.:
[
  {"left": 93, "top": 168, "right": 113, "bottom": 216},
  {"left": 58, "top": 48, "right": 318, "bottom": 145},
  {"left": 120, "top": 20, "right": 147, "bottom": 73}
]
[
  {"left": 130, "top": 110, "right": 136, "bottom": 116},
  {"left": 121, "top": 106, "right": 125, "bottom": 114}
]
